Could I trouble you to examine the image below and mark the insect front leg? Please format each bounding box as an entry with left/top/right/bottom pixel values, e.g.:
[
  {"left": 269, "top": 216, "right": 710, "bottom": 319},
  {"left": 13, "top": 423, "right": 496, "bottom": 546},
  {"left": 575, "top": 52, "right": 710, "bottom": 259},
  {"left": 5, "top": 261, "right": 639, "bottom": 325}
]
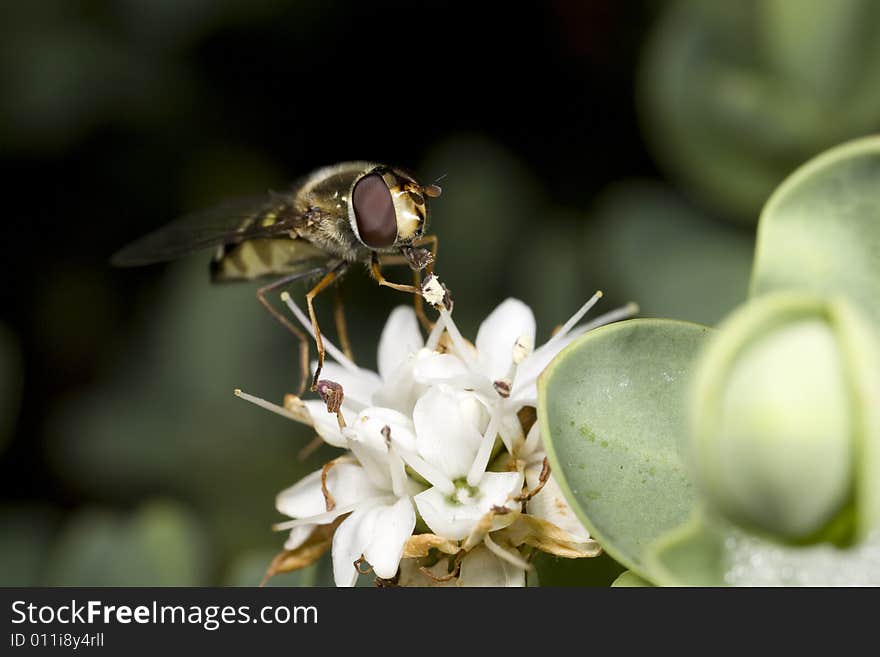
[
  {"left": 410, "top": 234, "right": 439, "bottom": 330},
  {"left": 369, "top": 253, "right": 423, "bottom": 295}
]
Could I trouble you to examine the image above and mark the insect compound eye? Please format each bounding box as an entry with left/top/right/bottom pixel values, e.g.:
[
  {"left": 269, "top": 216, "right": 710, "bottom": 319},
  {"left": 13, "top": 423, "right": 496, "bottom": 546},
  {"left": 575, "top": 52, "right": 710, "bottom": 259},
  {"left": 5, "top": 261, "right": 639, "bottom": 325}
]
[{"left": 352, "top": 173, "right": 397, "bottom": 248}]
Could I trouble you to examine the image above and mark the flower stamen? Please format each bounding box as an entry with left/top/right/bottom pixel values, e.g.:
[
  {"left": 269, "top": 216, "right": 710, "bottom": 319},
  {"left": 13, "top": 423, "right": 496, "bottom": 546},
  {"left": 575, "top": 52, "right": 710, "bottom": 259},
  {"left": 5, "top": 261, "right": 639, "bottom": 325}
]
[
  {"left": 467, "top": 412, "right": 501, "bottom": 487},
  {"left": 354, "top": 556, "right": 374, "bottom": 575},
  {"left": 515, "top": 457, "right": 551, "bottom": 503},
  {"left": 316, "top": 379, "right": 346, "bottom": 428},
  {"left": 425, "top": 314, "right": 447, "bottom": 351},
  {"left": 576, "top": 301, "right": 640, "bottom": 335},
  {"left": 393, "top": 446, "right": 456, "bottom": 495},
  {"left": 438, "top": 308, "right": 479, "bottom": 371},
  {"left": 382, "top": 426, "right": 410, "bottom": 498},
  {"left": 321, "top": 459, "right": 340, "bottom": 511},
  {"left": 543, "top": 290, "right": 603, "bottom": 349},
  {"left": 280, "top": 291, "right": 360, "bottom": 375},
  {"left": 483, "top": 532, "right": 532, "bottom": 571},
  {"left": 234, "top": 388, "right": 308, "bottom": 424}
]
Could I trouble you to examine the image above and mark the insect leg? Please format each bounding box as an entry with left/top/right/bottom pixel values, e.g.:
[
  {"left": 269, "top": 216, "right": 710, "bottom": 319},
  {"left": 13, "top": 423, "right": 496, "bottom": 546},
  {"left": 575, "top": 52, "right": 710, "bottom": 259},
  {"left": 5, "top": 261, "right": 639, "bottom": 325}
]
[
  {"left": 369, "top": 254, "right": 422, "bottom": 295},
  {"left": 306, "top": 267, "right": 345, "bottom": 391},
  {"left": 256, "top": 267, "right": 327, "bottom": 396},
  {"left": 409, "top": 234, "right": 439, "bottom": 330},
  {"left": 333, "top": 283, "right": 355, "bottom": 362},
  {"left": 376, "top": 254, "right": 410, "bottom": 266},
  {"left": 411, "top": 234, "right": 439, "bottom": 276}
]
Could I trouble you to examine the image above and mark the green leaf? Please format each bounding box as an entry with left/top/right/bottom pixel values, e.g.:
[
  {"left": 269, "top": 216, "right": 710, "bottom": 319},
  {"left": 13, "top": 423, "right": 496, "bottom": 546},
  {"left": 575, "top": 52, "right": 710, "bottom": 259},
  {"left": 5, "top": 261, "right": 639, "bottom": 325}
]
[
  {"left": 751, "top": 135, "right": 880, "bottom": 326},
  {"left": 689, "top": 292, "right": 880, "bottom": 545},
  {"left": 538, "top": 319, "right": 710, "bottom": 580},
  {"left": 43, "top": 500, "right": 211, "bottom": 586},
  {"left": 647, "top": 506, "right": 880, "bottom": 586},
  {"left": 587, "top": 181, "right": 753, "bottom": 326},
  {"left": 611, "top": 570, "right": 654, "bottom": 587},
  {"left": 0, "top": 505, "right": 60, "bottom": 586},
  {"left": 639, "top": 0, "right": 880, "bottom": 220},
  {"left": 645, "top": 510, "right": 727, "bottom": 587}
]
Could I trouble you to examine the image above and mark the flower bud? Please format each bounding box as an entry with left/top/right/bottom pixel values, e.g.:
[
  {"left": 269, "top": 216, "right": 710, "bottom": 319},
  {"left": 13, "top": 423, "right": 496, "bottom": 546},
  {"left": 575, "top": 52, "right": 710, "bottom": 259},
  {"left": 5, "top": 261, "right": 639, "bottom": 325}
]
[{"left": 690, "top": 293, "right": 880, "bottom": 546}]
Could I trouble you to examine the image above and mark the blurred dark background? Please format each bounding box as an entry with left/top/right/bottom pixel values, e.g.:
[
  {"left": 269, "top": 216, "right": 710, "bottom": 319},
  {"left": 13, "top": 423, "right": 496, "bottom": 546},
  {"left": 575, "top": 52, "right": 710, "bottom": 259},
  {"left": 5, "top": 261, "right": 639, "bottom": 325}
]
[{"left": 1, "top": 0, "right": 877, "bottom": 585}]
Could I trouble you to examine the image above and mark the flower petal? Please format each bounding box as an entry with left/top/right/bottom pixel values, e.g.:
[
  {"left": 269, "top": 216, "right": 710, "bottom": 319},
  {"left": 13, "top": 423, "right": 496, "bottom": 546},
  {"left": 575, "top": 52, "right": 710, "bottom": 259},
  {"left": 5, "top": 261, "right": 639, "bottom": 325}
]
[
  {"left": 356, "top": 406, "right": 418, "bottom": 452},
  {"left": 414, "top": 487, "right": 479, "bottom": 540},
  {"left": 413, "top": 387, "right": 483, "bottom": 479},
  {"left": 275, "top": 469, "right": 325, "bottom": 518},
  {"left": 373, "top": 357, "right": 425, "bottom": 416},
  {"left": 396, "top": 558, "right": 458, "bottom": 587},
  {"left": 477, "top": 471, "right": 524, "bottom": 515},
  {"left": 414, "top": 471, "right": 521, "bottom": 540},
  {"left": 412, "top": 351, "right": 479, "bottom": 388},
  {"left": 283, "top": 524, "right": 316, "bottom": 551},
  {"left": 457, "top": 545, "right": 526, "bottom": 587},
  {"left": 378, "top": 306, "right": 424, "bottom": 380},
  {"left": 276, "top": 462, "right": 380, "bottom": 519},
  {"left": 526, "top": 467, "right": 591, "bottom": 543},
  {"left": 475, "top": 298, "right": 536, "bottom": 383},
  {"left": 344, "top": 407, "right": 417, "bottom": 489},
  {"left": 302, "top": 400, "right": 347, "bottom": 448},
  {"left": 311, "top": 361, "right": 382, "bottom": 409},
  {"left": 362, "top": 498, "right": 416, "bottom": 579},
  {"left": 331, "top": 502, "right": 380, "bottom": 587}
]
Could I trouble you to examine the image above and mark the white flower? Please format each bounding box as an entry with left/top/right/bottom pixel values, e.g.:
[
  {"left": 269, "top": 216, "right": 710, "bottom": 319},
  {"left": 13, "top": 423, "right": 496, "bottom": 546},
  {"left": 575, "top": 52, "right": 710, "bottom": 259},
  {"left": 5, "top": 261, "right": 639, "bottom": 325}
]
[
  {"left": 389, "top": 386, "right": 523, "bottom": 541},
  {"left": 414, "top": 296, "right": 634, "bottom": 545},
  {"left": 275, "top": 406, "right": 423, "bottom": 586},
  {"left": 243, "top": 290, "right": 635, "bottom": 586}
]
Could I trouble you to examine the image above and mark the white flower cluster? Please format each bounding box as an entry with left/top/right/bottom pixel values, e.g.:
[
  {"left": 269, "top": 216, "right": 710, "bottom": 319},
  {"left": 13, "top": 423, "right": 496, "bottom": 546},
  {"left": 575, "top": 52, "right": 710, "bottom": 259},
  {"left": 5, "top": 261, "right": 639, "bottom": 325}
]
[{"left": 240, "top": 286, "right": 636, "bottom": 586}]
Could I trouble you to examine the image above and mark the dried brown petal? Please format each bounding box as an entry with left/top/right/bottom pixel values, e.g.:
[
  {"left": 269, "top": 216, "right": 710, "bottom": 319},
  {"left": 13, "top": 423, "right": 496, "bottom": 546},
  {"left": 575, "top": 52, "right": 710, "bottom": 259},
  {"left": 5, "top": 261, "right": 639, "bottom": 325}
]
[
  {"left": 402, "top": 533, "right": 460, "bottom": 558},
  {"left": 498, "top": 514, "right": 602, "bottom": 559},
  {"left": 261, "top": 518, "right": 344, "bottom": 585}
]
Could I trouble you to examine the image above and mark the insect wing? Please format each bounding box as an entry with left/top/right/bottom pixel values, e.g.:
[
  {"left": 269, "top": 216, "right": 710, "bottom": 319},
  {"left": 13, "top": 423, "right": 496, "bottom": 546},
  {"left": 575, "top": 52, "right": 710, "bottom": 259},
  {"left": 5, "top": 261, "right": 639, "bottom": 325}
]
[{"left": 111, "top": 195, "right": 301, "bottom": 266}]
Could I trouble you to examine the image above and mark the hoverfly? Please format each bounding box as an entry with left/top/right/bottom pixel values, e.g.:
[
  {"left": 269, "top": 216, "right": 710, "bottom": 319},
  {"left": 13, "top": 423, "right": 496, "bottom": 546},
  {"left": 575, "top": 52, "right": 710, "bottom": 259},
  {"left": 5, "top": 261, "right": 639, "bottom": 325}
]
[{"left": 112, "top": 161, "right": 442, "bottom": 393}]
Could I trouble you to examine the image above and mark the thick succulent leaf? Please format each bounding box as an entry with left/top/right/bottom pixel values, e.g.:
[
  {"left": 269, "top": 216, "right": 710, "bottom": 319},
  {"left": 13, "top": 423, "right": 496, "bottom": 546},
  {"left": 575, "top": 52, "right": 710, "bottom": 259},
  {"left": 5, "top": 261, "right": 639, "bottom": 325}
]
[
  {"left": 751, "top": 135, "right": 880, "bottom": 327},
  {"left": 639, "top": 0, "right": 880, "bottom": 220},
  {"left": 0, "top": 505, "right": 60, "bottom": 586},
  {"left": 43, "top": 501, "right": 210, "bottom": 586},
  {"left": 645, "top": 510, "right": 727, "bottom": 587},
  {"left": 538, "top": 319, "right": 710, "bottom": 579},
  {"left": 611, "top": 570, "right": 654, "bottom": 587},
  {"left": 647, "top": 506, "right": 880, "bottom": 586},
  {"left": 588, "top": 181, "right": 753, "bottom": 326}
]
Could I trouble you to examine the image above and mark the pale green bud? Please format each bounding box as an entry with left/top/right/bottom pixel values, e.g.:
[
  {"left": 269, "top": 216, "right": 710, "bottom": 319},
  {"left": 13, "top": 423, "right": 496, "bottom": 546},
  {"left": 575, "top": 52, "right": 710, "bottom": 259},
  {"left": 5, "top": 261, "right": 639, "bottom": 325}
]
[{"left": 690, "top": 293, "right": 880, "bottom": 546}]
